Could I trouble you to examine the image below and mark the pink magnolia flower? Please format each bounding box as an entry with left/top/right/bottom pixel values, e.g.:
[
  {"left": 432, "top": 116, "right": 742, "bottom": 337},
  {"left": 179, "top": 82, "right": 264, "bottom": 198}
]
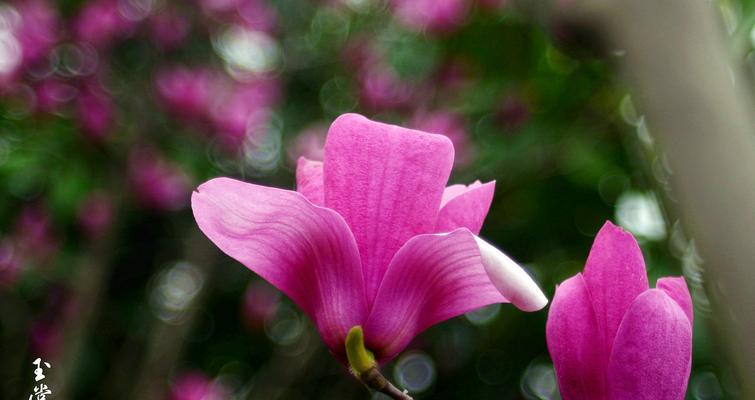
[
  {"left": 546, "top": 221, "right": 693, "bottom": 400},
  {"left": 169, "top": 371, "right": 228, "bottom": 400},
  {"left": 192, "top": 114, "right": 547, "bottom": 362}
]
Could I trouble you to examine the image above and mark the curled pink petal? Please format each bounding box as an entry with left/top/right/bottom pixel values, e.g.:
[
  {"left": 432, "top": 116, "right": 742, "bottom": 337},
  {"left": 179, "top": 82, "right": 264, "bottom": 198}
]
[
  {"left": 295, "top": 157, "right": 324, "bottom": 206},
  {"left": 546, "top": 274, "right": 607, "bottom": 400},
  {"left": 364, "top": 229, "right": 506, "bottom": 361},
  {"left": 191, "top": 178, "right": 367, "bottom": 355},
  {"left": 607, "top": 289, "right": 692, "bottom": 400},
  {"left": 323, "top": 113, "right": 454, "bottom": 303},
  {"left": 657, "top": 276, "right": 693, "bottom": 325},
  {"left": 583, "top": 221, "right": 649, "bottom": 363},
  {"left": 436, "top": 181, "right": 495, "bottom": 235}
]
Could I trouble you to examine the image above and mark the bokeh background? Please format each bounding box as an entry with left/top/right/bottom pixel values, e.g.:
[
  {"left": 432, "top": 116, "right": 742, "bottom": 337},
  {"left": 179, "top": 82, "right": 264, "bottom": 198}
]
[{"left": 0, "top": 0, "right": 753, "bottom": 398}]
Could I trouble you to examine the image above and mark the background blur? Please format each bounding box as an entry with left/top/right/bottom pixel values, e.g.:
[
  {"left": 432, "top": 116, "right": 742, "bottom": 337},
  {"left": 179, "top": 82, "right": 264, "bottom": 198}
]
[{"left": 0, "top": 0, "right": 753, "bottom": 399}]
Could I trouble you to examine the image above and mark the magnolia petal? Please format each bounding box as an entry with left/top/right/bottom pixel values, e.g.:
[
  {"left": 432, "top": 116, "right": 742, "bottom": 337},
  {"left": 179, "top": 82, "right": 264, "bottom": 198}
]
[
  {"left": 324, "top": 113, "right": 455, "bottom": 303},
  {"left": 436, "top": 181, "right": 495, "bottom": 235},
  {"left": 363, "top": 229, "right": 506, "bottom": 362},
  {"left": 546, "top": 274, "right": 607, "bottom": 400},
  {"left": 607, "top": 289, "right": 692, "bottom": 400},
  {"left": 475, "top": 236, "right": 548, "bottom": 311},
  {"left": 295, "top": 157, "right": 324, "bottom": 206},
  {"left": 657, "top": 276, "right": 694, "bottom": 325},
  {"left": 191, "top": 177, "right": 367, "bottom": 355},
  {"left": 583, "top": 221, "right": 649, "bottom": 363},
  {"left": 440, "top": 183, "right": 475, "bottom": 208}
]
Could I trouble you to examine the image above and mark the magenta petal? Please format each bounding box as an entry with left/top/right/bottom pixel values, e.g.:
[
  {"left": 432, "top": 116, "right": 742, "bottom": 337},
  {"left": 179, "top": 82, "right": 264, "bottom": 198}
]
[
  {"left": 363, "top": 229, "right": 505, "bottom": 362},
  {"left": 324, "top": 113, "right": 455, "bottom": 302},
  {"left": 657, "top": 276, "right": 693, "bottom": 325},
  {"left": 191, "top": 178, "right": 367, "bottom": 355},
  {"left": 583, "top": 221, "right": 649, "bottom": 363},
  {"left": 607, "top": 289, "right": 692, "bottom": 400},
  {"left": 295, "top": 157, "right": 324, "bottom": 206},
  {"left": 436, "top": 180, "right": 495, "bottom": 235},
  {"left": 546, "top": 274, "right": 608, "bottom": 400}
]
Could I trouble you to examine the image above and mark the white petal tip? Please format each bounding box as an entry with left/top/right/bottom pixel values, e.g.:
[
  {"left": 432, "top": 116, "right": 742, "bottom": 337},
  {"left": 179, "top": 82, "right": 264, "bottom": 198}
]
[{"left": 474, "top": 236, "right": 549, "bottom": 312}]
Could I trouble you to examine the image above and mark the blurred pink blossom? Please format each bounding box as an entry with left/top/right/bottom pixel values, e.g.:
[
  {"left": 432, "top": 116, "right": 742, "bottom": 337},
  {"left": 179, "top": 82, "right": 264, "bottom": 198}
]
[
  {"left": 33, "top": 78, "right": 77, "bottom": 114},
  {"left": 287, "top": 123, "right": 327, "bottom": 163},
  {"left": 391, "top": 0, "right": 469, "bottom": 34},
  {"left": 77, "top": 191, "right": 113, "bottom": 237},
  {"left": 199, "top": 0, "right": 277, "bottom": 33},
  {"left": 241, "top": 280, "right": 280, "bottom": 330},
  {"left": 30, "top": 317, "right": 64, "bottom": 358},
  {"left": 155, "top": 67, "right": 219, "bottom": 120},
  {"left": 478, "top": 0, "right": 511, "bottom": 10},
  {"left": 359, "top": 66, "right": 415, "bottom": 111},
  {"left": 169, "top": 372, "right": 228, "bottom": 400},
  {"left": 129, "top": 148, "right": 190, "bottom": 212},
  {"left": 150, "top": 9, "right": 190, "bottom": 50},
  {"left": 30, "top": 286, "right": 78, "bottom": 359},
  {"left": 0, "top": 240, "right": 19, "bottom": 288},
  {"left": 14, "top": 205, "right": 58, "bottom": 265},
  {"left": 76, "top": 80, "right": 114, "bottom": 141},
  {"left": 208, "top": 78, "right": 280, "bottom": 150},
  {"left": 410, "top": 110, "right": 474, "bottom": 167},
  {"left": 496, "top": 94, "right": 530, "bottom": 132},
  {"left": 73, "top": 0, "right": 137, "bottom": 48},
  {"left": 434, "top": 58, "right": 474, "bottom": 94},
  {"left": 14, "top": 0, "right": 60, "bottom": 66}
]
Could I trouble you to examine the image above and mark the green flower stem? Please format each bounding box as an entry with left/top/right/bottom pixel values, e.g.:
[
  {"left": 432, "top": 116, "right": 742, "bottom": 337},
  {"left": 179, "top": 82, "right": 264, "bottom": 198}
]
[{"left": 345, "top": 326, "right": 413, "bottom": 400}]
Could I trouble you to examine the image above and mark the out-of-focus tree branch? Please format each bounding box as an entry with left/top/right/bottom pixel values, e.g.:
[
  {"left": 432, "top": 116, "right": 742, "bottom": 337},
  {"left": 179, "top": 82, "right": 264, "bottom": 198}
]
[
  {"left": 128, "top": 226, "right": 219, "bottom": 400},
  {"left": 536, "top": 0, "right": 755, "bottom": 396}
]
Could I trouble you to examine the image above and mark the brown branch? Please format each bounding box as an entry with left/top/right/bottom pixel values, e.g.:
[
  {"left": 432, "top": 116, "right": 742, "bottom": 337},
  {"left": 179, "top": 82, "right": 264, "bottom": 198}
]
[{"left": 358, "top": 366, "right": 413, "bottom": 400}]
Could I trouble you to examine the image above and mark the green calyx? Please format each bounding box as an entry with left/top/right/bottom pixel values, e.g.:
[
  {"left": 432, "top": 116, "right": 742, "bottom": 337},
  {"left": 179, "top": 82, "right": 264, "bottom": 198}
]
[{"left": 345, "top": 326, "right": 376, "bottom": 376}]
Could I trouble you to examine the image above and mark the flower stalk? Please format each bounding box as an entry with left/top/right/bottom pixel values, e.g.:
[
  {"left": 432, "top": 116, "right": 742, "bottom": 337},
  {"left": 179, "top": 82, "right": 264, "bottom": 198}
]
[{"left": 346, "top": 326, "right": 413, "bottom": 400}]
